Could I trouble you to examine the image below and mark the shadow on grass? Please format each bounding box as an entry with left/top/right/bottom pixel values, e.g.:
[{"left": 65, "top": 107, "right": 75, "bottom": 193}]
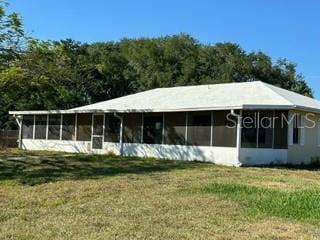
[{"left": 0, "top": 152, "right": 208, "bottom": 186}]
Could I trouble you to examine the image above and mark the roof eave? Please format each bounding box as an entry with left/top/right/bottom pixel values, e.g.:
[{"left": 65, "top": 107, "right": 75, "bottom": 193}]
[{"left": 9, "top": 104, "right": 298, "bottom": 115}]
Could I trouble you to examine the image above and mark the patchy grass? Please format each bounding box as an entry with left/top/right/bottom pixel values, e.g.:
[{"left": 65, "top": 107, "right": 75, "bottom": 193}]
[
  {"left": 198, "top": 183, "right": 320, "bottom": 222},
  {"left": 0, "top": 149, "right": 320, "bottom": 239}
]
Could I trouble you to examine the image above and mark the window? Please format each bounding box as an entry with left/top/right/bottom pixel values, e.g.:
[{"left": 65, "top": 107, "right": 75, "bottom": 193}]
[
  {"left": 34, "top": 115, "right": 47, "bottom": 139},
  {"left": 62, "top": 114, "right": 75, "bottom": 140},
  {"left": 258, "top": 111, "right": 273, "bottom": 148},
  {"left": 143, "top": 113, "right": 163, "bottom": 144},
  {"left": 187, "top": 111, "right": 211, "bottom": 146},
  {"left": 22, "top": 115, "right": 34, "bottom": 139},
  {"left": 293, "top": 114, "right": 300, "bottom": 144},
  {"left": 123, "top": 113, "right": 142, "bottom": 143},
  {"left": 48, "top": 114, "right": 61, "bottom": 140},
  {"left": 241, "top": 112, "right": 257, "bottom": 148},
  {"left": 76, "top": 113, "right": 92, "bottom": 141},
  {"left": 164, "top": 112, "right": 186, "bottom": 145},
  {"left": 104, "top": 114, "right": 120, "bottom": 142},
  {"left": 212, "top": 111, "right": 237, "bottom": 147},
  {"left": 274, "top": 111, "right": 288, "bottom": 149}
]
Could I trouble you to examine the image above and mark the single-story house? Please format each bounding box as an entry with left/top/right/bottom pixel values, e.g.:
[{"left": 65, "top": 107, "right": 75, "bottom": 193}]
[{"left": 9, "top": 81, "right": 320, "bottom": 166}]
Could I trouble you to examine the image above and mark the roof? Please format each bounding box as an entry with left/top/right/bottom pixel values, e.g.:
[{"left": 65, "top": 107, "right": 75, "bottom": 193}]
[{"left": 9, "top": 81, "right": 320, "bottom": 115}]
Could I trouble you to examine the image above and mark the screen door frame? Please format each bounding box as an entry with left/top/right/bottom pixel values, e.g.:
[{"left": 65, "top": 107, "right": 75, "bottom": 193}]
[{"left": 91, "top": 114, "right": 105, "bottom": 152}]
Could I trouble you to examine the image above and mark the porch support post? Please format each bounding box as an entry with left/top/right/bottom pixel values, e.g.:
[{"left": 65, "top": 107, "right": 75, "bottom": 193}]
[
  {"left": 14, "top": 115, "right": 23, "bottom": 149},
  {"left": 235, "top": 110, "right": 242, "bottom": 166},
  {"left": 114, "top": 113, "right": 123, "bottom": 156}
]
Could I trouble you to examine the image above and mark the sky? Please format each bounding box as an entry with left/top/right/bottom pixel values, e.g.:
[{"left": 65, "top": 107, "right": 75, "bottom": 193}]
[{"left": 8, "top": 0, "right": 320, "bottom": 98}]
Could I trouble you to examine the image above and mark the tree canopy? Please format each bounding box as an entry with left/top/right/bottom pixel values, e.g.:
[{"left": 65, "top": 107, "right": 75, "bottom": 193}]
[{"left": 0, "top": 4, "right": 313, "bottom": 129}]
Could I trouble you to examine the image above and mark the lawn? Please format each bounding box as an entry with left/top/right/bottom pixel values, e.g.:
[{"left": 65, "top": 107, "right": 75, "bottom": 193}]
[{"left": 0, "top": 149, "right": 320, "bottom": 239}]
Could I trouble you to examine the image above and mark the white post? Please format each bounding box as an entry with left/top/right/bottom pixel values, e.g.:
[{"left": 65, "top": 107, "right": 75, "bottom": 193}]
[
  {"left": 74, "top": 113, "right": 78, "bottom": 141},
  {"left": 119, "top": 117, "right": 123, "bottom": 155},
  {"left": 15, "top": 115, "right": 23, "bottom": 149},
  {"left": 33, "top": 114, "right": 36, "bottom": 139},
  {"left": 235, "top": 110, "right": 242, "bottom": 166},
  {"left": 210, "top": 111, "right": 213, "bottom": 146},
  {"left": 185, "top": 112, "right": 188, "bottom": 145},
  {"left": 60, "top": 114, "right": 63, "bottom": 140},
  {"left": 256, "top": 111, "right": 259, "bottom": 148},
  {"left": 46, "top": 114, "right": 49, "bottom": 140},
  {"left": 114, "top": 113, "right": 123, "bottom": 156},
  {"left": 141, "top": 113, "right": 144, "bottom": 143},
  {"left": 162, "top": 112, "right": 165, "bottom": 144},
  {"left": 272, "top": 111, "right": 275, "bottom": 149}
]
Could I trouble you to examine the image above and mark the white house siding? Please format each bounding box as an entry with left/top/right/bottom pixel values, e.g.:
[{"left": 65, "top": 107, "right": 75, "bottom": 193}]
[
  {"left": 287, "top": 110, "right": 320, "bottom": 164},
  {"left": 21, "top": 139, "right": 238, "bottom": 166},
  {"left": 22, "top": 139, "right": 91, "bottom": 153},
  {"left": 121, "top": 144, "right": 238, "bottom": 166},
  {"left": 239, "top": 148, "right": 288, "bottom": 165}
]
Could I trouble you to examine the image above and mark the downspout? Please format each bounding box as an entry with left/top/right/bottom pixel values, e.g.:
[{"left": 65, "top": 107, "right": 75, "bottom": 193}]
[
  {"left": 230, "top": 109, "right": 242, "bottom": 166},
  {"left": 13, "top": 114, "right": 23, "bottom": 149},
  {"left": 113, "top": 112, "right": 123, "bottom": 156}
]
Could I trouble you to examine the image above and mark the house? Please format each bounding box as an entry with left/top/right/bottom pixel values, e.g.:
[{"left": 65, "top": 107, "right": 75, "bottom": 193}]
[{"left": 9, "top": 81, "right": 320, "bottom": 166}]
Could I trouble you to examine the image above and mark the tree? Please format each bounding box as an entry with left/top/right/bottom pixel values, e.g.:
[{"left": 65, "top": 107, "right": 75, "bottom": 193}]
[
  {"left": 0, "top": 1, "right": 24, "bottom": 68},
  {"left": 0, "top": 33, "right": 313, "bottom": 129}
]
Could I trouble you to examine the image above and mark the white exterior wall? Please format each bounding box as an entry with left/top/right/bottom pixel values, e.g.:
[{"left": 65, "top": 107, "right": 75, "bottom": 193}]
[
  {"left": 21, "top": 139, "right": 238, "bottom": 166},
  {"left": 22, "top": 139, "right": 91, "bottom": 153},
  {"left": 239, "top": 148, "right": 288, "bottom": 165},
  {"left": 122, "top": 144, "right": 237, "bottom": 165},
  {"left": 22, "top": 139, "right": 292, "bottom": 166},
  {"left": 287, "top": 110, "right": 320, "bottom": 164}
]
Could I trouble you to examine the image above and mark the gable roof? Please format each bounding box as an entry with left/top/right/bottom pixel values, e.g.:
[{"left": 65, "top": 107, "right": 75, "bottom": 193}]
[{"left": 9, "top": 81, "right": 320, "bottom": 115}]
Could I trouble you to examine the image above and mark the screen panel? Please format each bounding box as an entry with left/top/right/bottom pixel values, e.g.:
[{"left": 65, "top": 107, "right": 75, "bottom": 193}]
[
  {"left": 164, "top": 112, "right": 186, "bottom": 145},
  {"left": 187, "top": 111, "right": 211, "bottom": 146},
  {"left": 76, "top": 113, "right": 92, "bottom": 141},
  {"left": 258, "top": 111, "right": 273, "bottom": 148},
  {"left": 241, "top": 111, "right": 257, "bottom": 148},
  {"left": 48, "top": 114, "right": 61, "bottom": 140},
  {"left": 62, "top": 114, "right": 75, "bottom": 140},
  {"left": 104, "top": 114, "right": 120, "bottom": 142},
  {"left": 34, "top": 115, "right": 47, "bottom": 139},
  {"left": 22, "top": 115, "right": 34, "bottom": 139},
  {"left": 274, "top": 111, "right": 288, "bottom": 149},
  {"left": 93, "top": 115, "right": 104, "bottom": 136},
  {"left": 123, "top": 113, "right": 142, "bottom": 143},
  {"left": 212, "top": 111, "right": 237, "bottom": 147},
  {"left": 143, "top": 113, "right": 163, "bottom": 144}
]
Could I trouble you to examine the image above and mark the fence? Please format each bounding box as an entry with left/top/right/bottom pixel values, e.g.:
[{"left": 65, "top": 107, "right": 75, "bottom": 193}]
[{"left": 0, "top": 130, "right": 19, "bottom": 148}]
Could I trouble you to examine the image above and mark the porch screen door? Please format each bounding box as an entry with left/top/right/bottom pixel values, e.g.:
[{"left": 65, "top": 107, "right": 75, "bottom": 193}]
[{"left": 92, "top": 114, "right": 104, "bottom": 150}]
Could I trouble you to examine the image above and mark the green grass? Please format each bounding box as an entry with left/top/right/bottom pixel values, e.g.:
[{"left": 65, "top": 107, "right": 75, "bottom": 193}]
[
  {"left": 198, "top": 183, "right": 320, "bottom": 222},
  {"left": 0, "top": 149, "right": 320, "bottom": 239}
]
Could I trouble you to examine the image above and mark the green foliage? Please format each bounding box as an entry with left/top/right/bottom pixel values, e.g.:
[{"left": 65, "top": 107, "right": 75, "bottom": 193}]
[
  {"left": 0, "top": 1, "right": 24, "bottom": 68},
  {"left": 199, "top": 183, "right": 320, "bottom": 222}
]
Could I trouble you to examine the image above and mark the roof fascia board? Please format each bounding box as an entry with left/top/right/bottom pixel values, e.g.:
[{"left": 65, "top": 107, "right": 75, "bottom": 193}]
[{"left": 9, "top": 104, "right": 297, "bottom": 115}]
